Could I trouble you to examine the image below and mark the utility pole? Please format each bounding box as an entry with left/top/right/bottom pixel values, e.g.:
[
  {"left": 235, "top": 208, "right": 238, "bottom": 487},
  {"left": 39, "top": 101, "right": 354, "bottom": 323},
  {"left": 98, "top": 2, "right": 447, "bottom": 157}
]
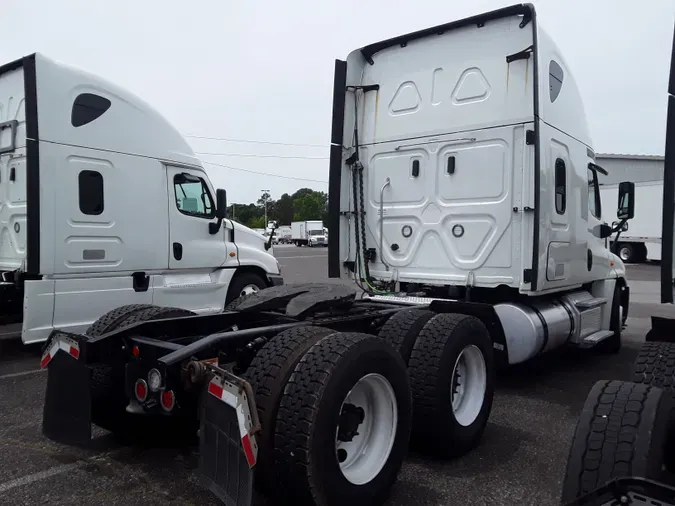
[{"left": 261, "top": 189, "right": 270, "bottom": 229}]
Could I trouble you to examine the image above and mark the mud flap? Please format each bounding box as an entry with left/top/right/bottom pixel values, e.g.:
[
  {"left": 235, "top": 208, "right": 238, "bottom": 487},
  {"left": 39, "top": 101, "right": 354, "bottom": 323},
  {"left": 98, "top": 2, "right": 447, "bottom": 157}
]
[
  {"left": 198, "top": 373, "right": 259, "bottom": 506},
  {"left": 41, "top": 336, "right": 93, "bottom": 447},
  {"left": 646, "top": 316, "right": 675, "bottom": 343}
]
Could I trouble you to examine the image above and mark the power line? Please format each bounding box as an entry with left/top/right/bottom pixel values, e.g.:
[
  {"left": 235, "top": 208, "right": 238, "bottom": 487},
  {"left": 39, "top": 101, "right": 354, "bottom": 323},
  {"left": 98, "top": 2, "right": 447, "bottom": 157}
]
[
  {"left": 185, "top": 133, "right": 328, "bottom": 149},
  {"left": 203, "top": 160, "right": 328, "bottom": 184},
  {"left": 195, "top": 151, "right": 329, "bottom": 160}
]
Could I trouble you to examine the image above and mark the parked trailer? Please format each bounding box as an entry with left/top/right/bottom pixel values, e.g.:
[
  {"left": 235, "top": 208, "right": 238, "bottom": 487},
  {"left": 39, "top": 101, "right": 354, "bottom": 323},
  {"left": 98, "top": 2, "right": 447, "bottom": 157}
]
[
  {"left": 559, "top": 16, "right": 675, "bottom": 506},
  {"left": 41, "top": 4, "right": 635, "bottom": 506},
  {"left": 600, "top": 180, "right": 663, "bottom": 263}
]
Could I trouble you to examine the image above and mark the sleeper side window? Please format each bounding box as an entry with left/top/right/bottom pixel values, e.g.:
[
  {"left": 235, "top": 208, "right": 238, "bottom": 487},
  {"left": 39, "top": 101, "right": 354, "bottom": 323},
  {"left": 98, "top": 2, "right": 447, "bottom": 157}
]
[
  {"left": 71, "top": 93, "right": 112, "bottom": 127},
  {"left": 549, "top": 60, "right": 564, "bottom": 102},
  {"left": 554, "top": 158, "right": 566, "bottom": 214},
  {"left": 78, "top": 170, "right": 104, "bottom": 215},
  {"left": 173, "top": 173, "right": 215, "bottom": 219}
]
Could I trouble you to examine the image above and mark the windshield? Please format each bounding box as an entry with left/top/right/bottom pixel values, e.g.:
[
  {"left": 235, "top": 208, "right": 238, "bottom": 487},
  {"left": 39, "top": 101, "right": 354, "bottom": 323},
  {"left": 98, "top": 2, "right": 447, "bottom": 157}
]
[{"left": 309, "top": 230, "right": 324, "bottom": 236}]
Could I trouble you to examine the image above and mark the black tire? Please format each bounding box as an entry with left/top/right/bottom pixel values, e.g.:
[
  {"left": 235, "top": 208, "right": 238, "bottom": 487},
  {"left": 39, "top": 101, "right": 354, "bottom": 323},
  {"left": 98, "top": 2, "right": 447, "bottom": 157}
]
[
  {"left": 89, "top": 305, "right": 196, "bottom": 437},
  {"left": 224, "top": 291, "right": 256, "bottom": 311},
  {"left": 408, "top": 313, "right": 495, "bottom": 457},
  {"left": 596, "top": 283, "right": 622, "bottom": 354},
  {"left": 561, "top": 380, "right": 675, "bottom": 504},
  {"left": 617, "top": 243, "right": 635, "bottom": 263},
  {"left": 85, "top": 304, "right": 156, "bottom": 337},
  {"left": 225, "top": 271, "right": 268, "bottom": 307},
  {"left": 243, "top": 325, "right": 337, "bottom": 493},
  {"left": 632, "top": 341, "right": 675, "bottom": 395},
  {"left": 377, "top": 309, "right": 435, "bottom": 364},
  {"left": 274, "top": 332, "right": 412, "bottom": 506}
]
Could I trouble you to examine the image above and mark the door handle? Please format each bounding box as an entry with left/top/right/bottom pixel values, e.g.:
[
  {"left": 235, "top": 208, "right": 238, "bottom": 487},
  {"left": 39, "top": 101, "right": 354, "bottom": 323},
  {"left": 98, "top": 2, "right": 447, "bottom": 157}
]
[
  {"left": 132, "top": 272, "right": 150, "bottom": 292},
  {"left": 446, "top": 156, "right": 456, "bottom": 175},
  {"left": 173, "top": 242, "right": 183, "bottom": 261}
]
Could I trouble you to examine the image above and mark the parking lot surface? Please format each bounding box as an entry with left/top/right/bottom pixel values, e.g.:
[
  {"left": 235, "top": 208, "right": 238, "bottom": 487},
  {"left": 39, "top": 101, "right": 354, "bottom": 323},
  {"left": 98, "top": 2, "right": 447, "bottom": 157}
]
[{"left": 0, "top": 247, "right": 669, "bottom": 505}]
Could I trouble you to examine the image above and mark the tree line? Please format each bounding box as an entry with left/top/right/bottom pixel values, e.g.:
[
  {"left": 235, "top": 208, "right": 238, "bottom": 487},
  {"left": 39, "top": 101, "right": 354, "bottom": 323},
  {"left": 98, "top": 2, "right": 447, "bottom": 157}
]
[{"left": 230, "top": 188, "right": 328, "bottom": 229}]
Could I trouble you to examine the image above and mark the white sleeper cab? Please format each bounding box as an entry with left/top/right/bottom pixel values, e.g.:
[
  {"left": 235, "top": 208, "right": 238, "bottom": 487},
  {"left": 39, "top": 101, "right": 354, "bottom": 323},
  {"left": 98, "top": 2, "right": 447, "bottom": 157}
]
[
  {"left": 328, "top": 3, "right": 631, "bottom": 365},
  {"left": 0, "top": 53, "right": 282, "bottom": 345}
]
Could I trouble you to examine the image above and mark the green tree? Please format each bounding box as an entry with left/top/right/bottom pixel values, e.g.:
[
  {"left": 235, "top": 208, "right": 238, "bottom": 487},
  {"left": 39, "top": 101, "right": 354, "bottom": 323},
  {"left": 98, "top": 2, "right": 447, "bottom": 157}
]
[
  {"left": 248, "top": 215, "right": 266, "bottom": 229},
  {"left": 275, "top": 193, "right": 294, "bottom": 224},
  {"left": 293, "top": 191, "right": 327, "bottom": 221}
]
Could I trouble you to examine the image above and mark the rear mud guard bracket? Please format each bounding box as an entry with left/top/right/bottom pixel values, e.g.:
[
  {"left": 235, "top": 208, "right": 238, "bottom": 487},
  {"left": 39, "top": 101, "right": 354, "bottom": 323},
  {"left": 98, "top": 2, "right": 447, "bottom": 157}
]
[
  {"left": 42, "top": 346, "right": 93, "bottom": 447},
  {"left": 198, "top": 369, "right": 259, "bottom": 506}
]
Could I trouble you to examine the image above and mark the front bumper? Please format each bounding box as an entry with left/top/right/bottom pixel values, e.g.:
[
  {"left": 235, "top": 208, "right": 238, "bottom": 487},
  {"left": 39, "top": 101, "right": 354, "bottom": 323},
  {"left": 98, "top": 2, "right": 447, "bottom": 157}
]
[{"left": 268, "top": 275, "right": 284, "bottom": 286}]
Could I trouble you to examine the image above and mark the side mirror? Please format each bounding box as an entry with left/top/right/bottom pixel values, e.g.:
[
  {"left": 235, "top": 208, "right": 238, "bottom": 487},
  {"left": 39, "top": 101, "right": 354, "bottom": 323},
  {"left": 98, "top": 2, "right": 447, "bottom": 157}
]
[
  {"left": 216, "top": 189, "right": 227, "bottom": 219},
  {"left": 617, "top": 181, "right": 635, "bottom": 220},
  {"left": 209, "top": 189, "right": 227, "bottom": 235}
]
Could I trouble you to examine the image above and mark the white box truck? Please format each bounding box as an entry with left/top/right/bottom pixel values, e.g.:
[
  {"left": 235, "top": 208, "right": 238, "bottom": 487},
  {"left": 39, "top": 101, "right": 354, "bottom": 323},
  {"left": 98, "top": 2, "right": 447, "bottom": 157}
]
[
  {"left": 291, "top": 220, "right": 326, "bottom": 246},
  {"left": 276, "top": 225, "right": 292, "bottom": 244},
  {"left": 600, "top": 180, "right": 662, "bottom": 263},
  {"left": 0, "top": 53, "right": 283, "bottom": 344}
]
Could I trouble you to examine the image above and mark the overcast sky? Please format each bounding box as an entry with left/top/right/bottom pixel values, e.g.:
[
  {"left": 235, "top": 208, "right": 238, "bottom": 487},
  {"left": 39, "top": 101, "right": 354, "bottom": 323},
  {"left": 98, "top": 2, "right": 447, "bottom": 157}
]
[{"left": 3, "top": 0, "right": 674, "bottom": 203}]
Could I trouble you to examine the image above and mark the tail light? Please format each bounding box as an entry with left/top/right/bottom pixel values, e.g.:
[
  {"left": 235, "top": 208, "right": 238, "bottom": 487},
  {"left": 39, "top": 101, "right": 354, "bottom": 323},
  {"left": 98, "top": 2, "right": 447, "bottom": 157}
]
[
  {"left": 134, "top": 379, "right": 148, "bottom": 402},
  {"left": 160, "top": 390, "right": 176, "bottom": 412},
  {"left": 147, "top": 368, "right": 162, "bottom": 392}
]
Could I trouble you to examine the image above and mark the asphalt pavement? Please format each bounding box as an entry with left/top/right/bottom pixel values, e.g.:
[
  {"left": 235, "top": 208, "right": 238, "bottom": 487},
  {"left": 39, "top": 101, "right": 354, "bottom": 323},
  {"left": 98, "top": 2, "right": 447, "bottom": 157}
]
[{"left": 0, "top": 247, "right": 670, "bottom": 505}]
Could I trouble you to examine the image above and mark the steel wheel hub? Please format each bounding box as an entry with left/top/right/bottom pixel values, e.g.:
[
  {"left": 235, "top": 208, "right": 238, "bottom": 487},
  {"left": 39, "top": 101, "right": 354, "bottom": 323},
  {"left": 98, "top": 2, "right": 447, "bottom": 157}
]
[
  {"left": 335, "top": 373, "right": 398, "bottom": 485},
  {"left": 450, "top": 345, "right": 487, "bottom": 427}
]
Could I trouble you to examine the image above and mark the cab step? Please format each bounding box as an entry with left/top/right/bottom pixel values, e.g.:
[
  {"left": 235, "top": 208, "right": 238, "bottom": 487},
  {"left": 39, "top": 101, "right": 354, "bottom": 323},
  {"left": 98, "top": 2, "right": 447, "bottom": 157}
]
[
  {"left": 575, "top": 297, "right": 607, "bottom": 310},
  {"left": 581, "top": 330, "right": 615, "bottom": 347}
]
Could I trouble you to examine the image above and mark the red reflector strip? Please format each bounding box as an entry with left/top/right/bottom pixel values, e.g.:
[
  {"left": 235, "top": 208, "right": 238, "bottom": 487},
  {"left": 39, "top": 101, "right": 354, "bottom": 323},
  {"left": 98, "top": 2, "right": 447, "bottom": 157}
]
[
  {"left": 40, "top": 353, "right": 51, "bottom": 369},
  {"left": 208, "top": 381, "right": 224, "bottom": 399},
  {"left": 241, "top": 433, "right": 256, "bottom": 468},
  {"left": 208, "top": 376, "right": 258, "bottom": 467},
  {"left": 40, "top": 338, "right": 81, "bottom": 369},
  {"left": 69, "top": 346, "right": 80, "bottom": 359}
]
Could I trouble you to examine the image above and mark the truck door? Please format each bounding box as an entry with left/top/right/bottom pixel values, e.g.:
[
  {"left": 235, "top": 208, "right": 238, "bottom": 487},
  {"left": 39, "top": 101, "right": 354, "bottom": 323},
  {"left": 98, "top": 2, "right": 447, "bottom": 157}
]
[
  {"left": 586, "top": 165, "right": 612, "bottom": 280},
  {"left": 166, "top": 166, "right": 229, "bottom": 270}
]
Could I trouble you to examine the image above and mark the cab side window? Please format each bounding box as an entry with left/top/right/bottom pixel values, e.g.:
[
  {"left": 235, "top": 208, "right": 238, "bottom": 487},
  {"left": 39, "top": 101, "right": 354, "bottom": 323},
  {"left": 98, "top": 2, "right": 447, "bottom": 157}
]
[
  {"left": 173, "top": 173, "right": 215, "bottom": 218},
  {"left": 587, "top": 168, "right": 601, "bottom": 219}
]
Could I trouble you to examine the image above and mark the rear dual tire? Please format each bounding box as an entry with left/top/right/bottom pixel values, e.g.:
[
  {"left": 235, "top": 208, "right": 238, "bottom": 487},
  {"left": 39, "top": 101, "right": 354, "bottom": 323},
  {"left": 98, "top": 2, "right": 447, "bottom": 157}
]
[
  {"left": 378, "top": 310, "right": 495, "bottom": 458},
  {"left": 408, "top": 313, "right": 495, "bottom": 457},
  {"left": 273, "top": 332, "right": 411, "bottom": 506},
  {"left": 244, "top": 328, "right": 411, "bottom": 506}
]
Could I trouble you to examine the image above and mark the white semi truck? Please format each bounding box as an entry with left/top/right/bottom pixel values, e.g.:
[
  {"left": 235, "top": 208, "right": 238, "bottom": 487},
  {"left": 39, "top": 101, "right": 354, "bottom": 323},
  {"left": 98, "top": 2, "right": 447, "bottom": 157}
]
[
  {"left": 41, "top": 4, "right": 633, "bottom": 506},
  {"left": 600, "top": 180, "right": 663, "bottom": 263},
  {"left": 291, "top": 219, "right": 327, "bottom": 246},
  {"left": 0, "top": 53, "right": 282, "bottom": 345}
]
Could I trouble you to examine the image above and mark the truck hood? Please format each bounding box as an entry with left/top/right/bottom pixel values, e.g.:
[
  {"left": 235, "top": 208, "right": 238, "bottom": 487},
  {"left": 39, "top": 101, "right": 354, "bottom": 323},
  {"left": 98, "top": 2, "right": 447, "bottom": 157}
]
[
  {"left": 232, "top": 221, "right": 267, "bottom": 248},
  {"left": 230, "top": 221, "right": 280, "bottom": 275}
]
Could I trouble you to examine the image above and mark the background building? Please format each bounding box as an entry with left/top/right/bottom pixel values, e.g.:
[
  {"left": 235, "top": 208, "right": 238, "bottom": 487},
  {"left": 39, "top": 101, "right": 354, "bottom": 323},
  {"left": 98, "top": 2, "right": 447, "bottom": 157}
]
[{"left": 597, "top": 153, "right": 664, "bottom": 185}]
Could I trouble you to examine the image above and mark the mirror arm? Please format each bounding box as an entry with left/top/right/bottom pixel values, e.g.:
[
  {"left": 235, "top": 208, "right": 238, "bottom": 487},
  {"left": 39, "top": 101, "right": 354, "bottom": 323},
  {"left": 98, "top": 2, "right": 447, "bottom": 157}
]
[
  {"left": 264, "top": 225, "right": 278, "bottom": 251},
  {"left": 609, "top": 218, "right": 628, "bottom": 254},
  {"left": 610, "top": 218, "right": 628, "bottom": 235},
  {"left": 209, "top": 218, "right": 223, "bottom": 235}
]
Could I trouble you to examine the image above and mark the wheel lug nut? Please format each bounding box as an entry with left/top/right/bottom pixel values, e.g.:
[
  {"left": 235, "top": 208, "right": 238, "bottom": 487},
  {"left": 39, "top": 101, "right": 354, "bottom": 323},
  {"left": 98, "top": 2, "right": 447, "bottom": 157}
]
[{"left": 337, "top": 448, "right": 348, "bottom": 463}]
